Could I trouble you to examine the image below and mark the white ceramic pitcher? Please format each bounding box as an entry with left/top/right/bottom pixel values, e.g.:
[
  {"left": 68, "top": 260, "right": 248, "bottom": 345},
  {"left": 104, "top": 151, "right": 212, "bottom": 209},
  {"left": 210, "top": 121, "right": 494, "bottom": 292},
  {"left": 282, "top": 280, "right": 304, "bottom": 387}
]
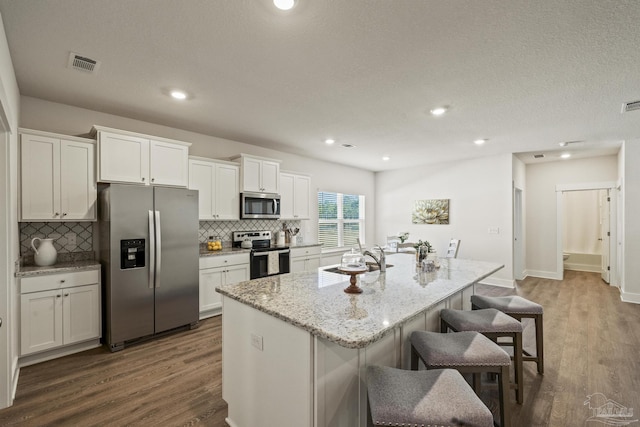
[{"left": 31, "top": 237, "right": 57, "bottom": 266}]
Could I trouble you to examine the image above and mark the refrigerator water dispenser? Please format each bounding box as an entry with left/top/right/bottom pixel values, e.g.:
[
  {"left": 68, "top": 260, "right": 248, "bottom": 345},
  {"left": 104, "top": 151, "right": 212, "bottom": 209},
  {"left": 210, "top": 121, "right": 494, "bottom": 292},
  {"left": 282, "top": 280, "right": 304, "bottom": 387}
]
[{"left": 121, "top": 239, "right": 145, "bottom": 269}]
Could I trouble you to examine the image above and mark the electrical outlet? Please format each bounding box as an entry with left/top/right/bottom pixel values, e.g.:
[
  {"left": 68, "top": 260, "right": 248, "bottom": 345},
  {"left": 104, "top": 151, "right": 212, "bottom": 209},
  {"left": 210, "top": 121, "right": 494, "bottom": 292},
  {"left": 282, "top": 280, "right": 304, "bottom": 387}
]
[
  {"left": 65, "top": 233, "right": 77, "bottom": 250},
  {"left": 488, "top": 227, "right": 500, "bottom": 234},
  {"left": 251, "top": 333, "right": 263, "bottom": 351}
]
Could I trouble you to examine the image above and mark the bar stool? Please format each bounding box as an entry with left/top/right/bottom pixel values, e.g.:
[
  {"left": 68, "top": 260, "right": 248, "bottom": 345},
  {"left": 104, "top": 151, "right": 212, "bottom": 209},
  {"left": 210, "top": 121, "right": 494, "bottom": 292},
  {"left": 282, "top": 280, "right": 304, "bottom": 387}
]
[
  {"left": 440, "top": 308, "right": 524, "bottom": 404},
  {"left": 471, "top": 295, "right": 544, "bottom": 374},
  {"left": 410, "top": 331, "right": 512, "bottom": 427},
  {"left": 367, "top": 366, "right": 494, "bottom": 427}
]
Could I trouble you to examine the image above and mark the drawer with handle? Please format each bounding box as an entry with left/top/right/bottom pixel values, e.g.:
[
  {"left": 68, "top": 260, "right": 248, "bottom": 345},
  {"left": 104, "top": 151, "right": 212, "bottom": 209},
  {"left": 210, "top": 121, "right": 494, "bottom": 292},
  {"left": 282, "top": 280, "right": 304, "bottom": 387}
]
[{"left": 20, "top": 269, "right": 100, "bottom": 294}]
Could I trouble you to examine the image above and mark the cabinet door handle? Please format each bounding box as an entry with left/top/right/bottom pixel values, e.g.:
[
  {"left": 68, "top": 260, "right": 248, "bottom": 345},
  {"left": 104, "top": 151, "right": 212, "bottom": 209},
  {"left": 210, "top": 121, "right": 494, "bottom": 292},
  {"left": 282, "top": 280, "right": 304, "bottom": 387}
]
[
  {"left": 64, "top": 293, "right": 69, "bottom": 297},
  {"left": 142, "top": 177, "right": 145, "bottom": 182},
  {"left": 56, "top": 294, "right": 61, "bottom": 298},
  {"left": 60, "top": 279, "right": 65, "bottom": 283},
  {"left": 152, "top": 178, "right": 155, "bottom": 182},
  {"left": 62, "top": 213, "right": 67, "bottom": 217},
  {"left": 54, "top": 212, "right": 59, "bottom": 217}
]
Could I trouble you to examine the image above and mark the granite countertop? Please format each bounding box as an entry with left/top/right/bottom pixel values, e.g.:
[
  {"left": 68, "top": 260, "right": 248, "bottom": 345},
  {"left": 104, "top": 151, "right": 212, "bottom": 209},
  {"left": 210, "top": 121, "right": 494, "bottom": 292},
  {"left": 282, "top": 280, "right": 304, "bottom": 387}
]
[
  {"left": 216, "top": 253, "right": 503, "bottom": 349},
  {"left": 16, "top": 260, "right": 101, "bottom": 278},
  {"left": 199, "top": 246, "right": 251, "bottom": 257}
]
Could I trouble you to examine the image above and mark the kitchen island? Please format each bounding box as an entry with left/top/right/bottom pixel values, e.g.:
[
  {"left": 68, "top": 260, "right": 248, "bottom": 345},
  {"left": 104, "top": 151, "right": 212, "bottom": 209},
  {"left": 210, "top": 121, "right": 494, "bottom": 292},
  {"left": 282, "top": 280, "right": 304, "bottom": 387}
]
[{"left": 216, "top": 253, "right": 503, "bottom": 427}]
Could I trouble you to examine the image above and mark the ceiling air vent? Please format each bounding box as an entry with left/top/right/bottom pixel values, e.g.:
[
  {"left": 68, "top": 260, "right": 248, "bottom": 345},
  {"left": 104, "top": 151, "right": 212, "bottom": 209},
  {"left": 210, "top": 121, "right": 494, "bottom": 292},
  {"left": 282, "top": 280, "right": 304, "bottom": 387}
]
[
  {"left": 67, "top": 52, "right": 100, "bottom": 73},
  {"left": 533, "top": 154, "right": 545, "bottom": 159},
  {"left": 622, "top": 100, "right": 640, "bottom": 113}
]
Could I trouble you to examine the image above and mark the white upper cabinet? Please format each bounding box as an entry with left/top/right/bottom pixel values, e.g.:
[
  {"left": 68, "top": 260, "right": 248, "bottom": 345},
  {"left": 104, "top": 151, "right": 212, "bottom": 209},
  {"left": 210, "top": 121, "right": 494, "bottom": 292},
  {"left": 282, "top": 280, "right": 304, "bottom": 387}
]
[
  {"left": 92, "top": 126, "right": 190, "bottom": 187},
  {"left": 20, "top": 130, "right": 96, "bottom": 221},
  {"left": 280, "top": 172, "right": 311, "bottom": 220},
  {"left": 149, "top": 140, "right": 189, "bottom": 186},
  {"left": 188, "top": 157, "right": 239, "bottom": 220},
  {"left": 96, "top": 131, "right": 149, "bottom": 184},
  {"left": 232, "top": 154, "right": 281, "bottom": 194}
]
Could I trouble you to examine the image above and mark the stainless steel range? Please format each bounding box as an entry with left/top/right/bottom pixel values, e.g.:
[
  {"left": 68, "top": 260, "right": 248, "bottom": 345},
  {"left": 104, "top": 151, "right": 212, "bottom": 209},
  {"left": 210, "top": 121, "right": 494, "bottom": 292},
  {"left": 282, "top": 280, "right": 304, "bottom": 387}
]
[{"left": 232, "top": 231, "right": 290, "bottom": 279}]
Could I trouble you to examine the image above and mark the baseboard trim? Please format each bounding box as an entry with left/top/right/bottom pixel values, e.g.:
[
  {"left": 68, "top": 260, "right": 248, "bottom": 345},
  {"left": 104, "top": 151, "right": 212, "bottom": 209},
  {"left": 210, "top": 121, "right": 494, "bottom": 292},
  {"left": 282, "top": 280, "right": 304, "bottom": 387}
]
[
  {"left": 526, "top": 270, "right": 563, "bottom": 280},
  {"left": 226, "top": 417, "right": 239, "bottom": 427},
  {"left": 19, "top": 339, "right": 101, "bottom": 368},
  {"left": 564, "top": 263, "right": 601, "bottom": 273},
  {"left": 620, "top": 291, "right": 640, "bottom": 304},
  {"left": 479, "top": 277, "right": 515, "bottom": 288}
]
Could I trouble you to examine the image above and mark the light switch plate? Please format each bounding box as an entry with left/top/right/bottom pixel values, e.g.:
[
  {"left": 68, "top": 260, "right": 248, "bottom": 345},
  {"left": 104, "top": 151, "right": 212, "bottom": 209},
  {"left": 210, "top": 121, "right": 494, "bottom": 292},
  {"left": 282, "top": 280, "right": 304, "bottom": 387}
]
[{"left": 488, "top": 227, "right": 500, "bottom": 234}]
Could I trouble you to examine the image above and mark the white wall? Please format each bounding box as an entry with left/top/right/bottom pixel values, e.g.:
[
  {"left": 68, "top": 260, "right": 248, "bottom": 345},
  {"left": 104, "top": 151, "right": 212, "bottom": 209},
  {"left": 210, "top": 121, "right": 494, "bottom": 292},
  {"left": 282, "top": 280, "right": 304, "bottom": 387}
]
[
  {"left": 19, "top": 96, "right": 376, "bottom": 248},
  {"left": 0, "top": 9, "right": 21, "bottom": 409},
  {"left": 375, "top": 153, "right": 514, "bottom": 286},
  {"left": 525, "top": 156, "right": 618, "bottom": 278},
  {"left": 621, "top": 140, "right": 640, "bottom": 302}
]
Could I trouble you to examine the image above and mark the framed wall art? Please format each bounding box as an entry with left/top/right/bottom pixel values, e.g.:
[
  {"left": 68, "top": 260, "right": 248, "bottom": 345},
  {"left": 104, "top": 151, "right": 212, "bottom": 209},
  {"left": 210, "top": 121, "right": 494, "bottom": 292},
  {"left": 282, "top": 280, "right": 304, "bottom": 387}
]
[{"left": 412, "top": 199, "right": 449, "bottom": 224}]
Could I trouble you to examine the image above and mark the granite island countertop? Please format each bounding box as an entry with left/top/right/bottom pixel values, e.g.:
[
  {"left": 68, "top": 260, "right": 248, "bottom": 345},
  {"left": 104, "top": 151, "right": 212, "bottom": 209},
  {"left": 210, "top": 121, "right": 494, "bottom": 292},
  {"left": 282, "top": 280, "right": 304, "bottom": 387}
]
[{"left": 216, "top": 253, "right": 503, "bottom": 349}]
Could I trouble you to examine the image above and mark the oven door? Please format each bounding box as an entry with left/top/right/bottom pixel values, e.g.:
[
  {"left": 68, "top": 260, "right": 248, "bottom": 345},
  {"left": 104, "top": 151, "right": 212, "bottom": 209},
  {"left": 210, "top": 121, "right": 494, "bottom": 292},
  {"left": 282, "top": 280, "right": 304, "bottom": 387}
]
[
  {"left": 241, "top": 192, "right": 280, "bottom": 219},
  {"left": 250, "top": 249, "right": 291, "bottom": 279}
]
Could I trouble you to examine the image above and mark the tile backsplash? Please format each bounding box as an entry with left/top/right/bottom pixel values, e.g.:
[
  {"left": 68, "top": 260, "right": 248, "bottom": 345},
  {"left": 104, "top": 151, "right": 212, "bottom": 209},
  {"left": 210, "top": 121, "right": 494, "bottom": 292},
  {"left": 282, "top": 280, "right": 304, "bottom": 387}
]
[
  {"left": 19, "top": 219, "right": 302, "bottom": 257},
  {"left": 199, "top": 219, "right": 302, "bottom": 244},
  {"left": 20, "top": 222, "right": 94, "bottom": 255}
]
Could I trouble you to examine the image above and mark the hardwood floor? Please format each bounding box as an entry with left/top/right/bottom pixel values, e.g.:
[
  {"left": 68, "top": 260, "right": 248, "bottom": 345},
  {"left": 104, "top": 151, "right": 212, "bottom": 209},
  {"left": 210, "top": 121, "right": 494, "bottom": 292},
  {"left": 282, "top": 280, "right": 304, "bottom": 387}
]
[
  {"left": 0, "top": 270, "right": 638, "bottom": 426},
  {"left": 0, "top": 319, "right": 228, "bottom": 427}
]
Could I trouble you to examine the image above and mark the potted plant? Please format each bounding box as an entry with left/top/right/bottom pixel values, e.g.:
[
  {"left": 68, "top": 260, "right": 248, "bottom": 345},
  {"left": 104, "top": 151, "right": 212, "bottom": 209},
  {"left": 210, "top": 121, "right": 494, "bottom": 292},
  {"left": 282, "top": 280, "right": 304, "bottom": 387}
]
[{"left": 413, "top": 239, "right": 432, "bottom": 264}]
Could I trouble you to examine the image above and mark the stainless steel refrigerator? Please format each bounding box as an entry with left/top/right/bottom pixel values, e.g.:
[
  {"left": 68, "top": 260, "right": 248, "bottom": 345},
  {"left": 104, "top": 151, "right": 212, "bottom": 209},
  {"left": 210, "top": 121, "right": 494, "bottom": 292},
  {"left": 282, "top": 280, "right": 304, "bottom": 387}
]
[{"left": 98, "top": 184, "right": 199, "bottom": 351}]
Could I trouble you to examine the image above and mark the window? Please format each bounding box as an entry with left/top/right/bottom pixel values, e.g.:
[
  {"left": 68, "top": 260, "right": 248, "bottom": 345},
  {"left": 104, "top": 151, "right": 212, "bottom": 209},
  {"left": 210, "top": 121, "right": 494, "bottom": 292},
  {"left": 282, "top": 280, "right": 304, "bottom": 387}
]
[{"left": 317, "top": 191, "right": 365, "bottom": 249}]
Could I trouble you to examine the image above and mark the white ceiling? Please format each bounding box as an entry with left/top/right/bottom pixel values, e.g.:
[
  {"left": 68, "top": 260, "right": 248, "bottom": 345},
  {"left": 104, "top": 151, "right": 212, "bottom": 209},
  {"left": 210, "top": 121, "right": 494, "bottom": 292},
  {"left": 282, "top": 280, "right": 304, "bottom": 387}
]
[{"left": 0, "top": 0, "right": 637, "bottom": 171}]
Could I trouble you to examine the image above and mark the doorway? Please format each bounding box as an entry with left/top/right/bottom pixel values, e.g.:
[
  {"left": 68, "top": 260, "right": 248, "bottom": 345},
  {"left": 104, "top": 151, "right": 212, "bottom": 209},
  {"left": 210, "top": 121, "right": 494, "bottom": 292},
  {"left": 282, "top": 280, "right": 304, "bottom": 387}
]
[
  {"left": 513, "top": 187, "right": 524, "bottom": 280},
  {"left": 556, "top": 182, "right": 617, "bottom": 284}
]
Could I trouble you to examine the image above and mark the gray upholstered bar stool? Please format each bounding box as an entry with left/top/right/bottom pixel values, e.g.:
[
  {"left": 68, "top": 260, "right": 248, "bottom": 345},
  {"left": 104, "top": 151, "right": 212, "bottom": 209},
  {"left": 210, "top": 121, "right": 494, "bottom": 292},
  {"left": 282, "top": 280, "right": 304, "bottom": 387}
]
[
  {"left": 440, "top": 308, "right": 524, "bottom": 404},
  {"left": 366, "top": 366, "right": 494, "bottom": 427},
  {"left": 471, "top": 295, "right": 544, "bottom": 375},
  {"left": 410, "top": 331, "right": 512, "bottom": 427}
]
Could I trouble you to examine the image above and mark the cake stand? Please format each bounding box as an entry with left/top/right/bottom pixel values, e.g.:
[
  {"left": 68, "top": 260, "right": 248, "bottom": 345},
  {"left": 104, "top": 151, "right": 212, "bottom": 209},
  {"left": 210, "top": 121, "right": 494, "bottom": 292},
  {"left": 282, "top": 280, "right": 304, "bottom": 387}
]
[{"left": 339, "top": 267, "right": 368, "bottom": 294}]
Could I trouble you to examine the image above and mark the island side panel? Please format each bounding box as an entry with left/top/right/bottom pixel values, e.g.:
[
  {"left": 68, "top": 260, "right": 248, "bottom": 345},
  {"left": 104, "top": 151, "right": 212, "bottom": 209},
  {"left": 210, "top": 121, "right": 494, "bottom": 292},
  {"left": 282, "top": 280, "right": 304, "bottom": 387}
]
[
  {"left": 314, "top": 331, "right": 398, "bottom": 427},
  {"left": 222, "top": 296, "right": 313, "bottom": 427}
]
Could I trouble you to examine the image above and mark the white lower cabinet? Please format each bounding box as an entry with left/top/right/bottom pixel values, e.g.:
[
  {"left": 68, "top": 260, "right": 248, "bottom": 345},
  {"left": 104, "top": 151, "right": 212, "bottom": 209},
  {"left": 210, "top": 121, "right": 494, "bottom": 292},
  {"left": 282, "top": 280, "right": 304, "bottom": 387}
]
[
  {"left": 290, "top": 246, "right": 322, "bottom": 273},
  {"left": 199, "top": 253, "right": 249, "bottom": 319},
  {"left": 20, "top": 269, "right": 101, "bottom": 363}
]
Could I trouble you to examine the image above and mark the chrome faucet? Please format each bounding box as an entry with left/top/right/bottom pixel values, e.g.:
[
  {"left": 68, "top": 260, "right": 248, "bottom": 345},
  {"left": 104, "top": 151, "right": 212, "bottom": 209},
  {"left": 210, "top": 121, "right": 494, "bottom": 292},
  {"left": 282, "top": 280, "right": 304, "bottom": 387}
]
[{"left": 362, "top": 245, "right": 386, "bottom": 272}]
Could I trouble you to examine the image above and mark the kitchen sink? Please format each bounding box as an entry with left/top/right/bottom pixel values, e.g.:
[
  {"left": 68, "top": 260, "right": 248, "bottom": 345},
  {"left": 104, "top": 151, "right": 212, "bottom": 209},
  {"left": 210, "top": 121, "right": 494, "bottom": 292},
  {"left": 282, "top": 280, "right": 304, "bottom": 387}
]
[{"left": 323, "top": 262, "right": 393, "bottom": 275}]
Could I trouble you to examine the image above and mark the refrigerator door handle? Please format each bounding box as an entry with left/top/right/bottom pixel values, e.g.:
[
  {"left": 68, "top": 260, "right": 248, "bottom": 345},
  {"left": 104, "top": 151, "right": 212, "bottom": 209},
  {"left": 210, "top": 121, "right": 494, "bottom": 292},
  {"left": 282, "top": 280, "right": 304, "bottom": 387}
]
[
  {"left": 155, "top": 210, "right": 162, "bottom": 288},
  {"left": 148, "top": 210, "right": 155, "bottom": 289}
]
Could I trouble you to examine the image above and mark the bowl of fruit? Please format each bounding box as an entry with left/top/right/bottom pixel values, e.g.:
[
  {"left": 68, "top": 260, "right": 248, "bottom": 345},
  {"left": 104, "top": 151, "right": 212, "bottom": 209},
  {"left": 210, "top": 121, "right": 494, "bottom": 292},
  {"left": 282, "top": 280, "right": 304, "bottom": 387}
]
[{"left": 207, "top": 237, "right": 222, "bottom": 251}]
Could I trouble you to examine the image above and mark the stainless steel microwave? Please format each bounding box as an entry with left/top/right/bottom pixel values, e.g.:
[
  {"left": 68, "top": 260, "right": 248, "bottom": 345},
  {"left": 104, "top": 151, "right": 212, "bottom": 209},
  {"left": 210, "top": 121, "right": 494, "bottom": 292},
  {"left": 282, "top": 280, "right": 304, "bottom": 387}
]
[{"left": 241, "top": 192, "right": 280, "bottom": 219}]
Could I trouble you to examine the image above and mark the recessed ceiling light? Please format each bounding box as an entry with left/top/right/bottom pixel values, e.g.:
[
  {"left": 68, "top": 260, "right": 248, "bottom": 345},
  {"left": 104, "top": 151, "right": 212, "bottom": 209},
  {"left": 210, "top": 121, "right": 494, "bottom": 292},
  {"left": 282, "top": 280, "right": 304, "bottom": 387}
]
[
  {"left": 474, "top": 139, "right": 487, "bottom": 145},
  {"left": 273, "top": 0, "right": 295, "bottom": 10},
  {"left": 382, "top": 156, "right": 390, "bottom": 161},
  {"left": 430, "top": 106, "right": 448, "bottom": 116},
  {"left": 558, "top": 141, "right": 568, "bottom": 147},
  {"left": 324, "top": 138, "right": 335, "bottom": 145},
  {"left": 170, "top": 90, "right": 187, "bottom": 100},
  {"left": 341, "top": 143, "right": 356, "bottom": 148},
  {"left": 561, "top": 153, "right": 571, "bottom": 159}
]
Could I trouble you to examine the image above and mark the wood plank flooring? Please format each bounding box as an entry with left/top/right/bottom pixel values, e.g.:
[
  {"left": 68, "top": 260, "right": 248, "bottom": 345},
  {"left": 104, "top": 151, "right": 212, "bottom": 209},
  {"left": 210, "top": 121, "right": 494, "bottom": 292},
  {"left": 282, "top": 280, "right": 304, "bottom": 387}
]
[{"left": 1, "top": 270, "right": 638, "bottom": 426}]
